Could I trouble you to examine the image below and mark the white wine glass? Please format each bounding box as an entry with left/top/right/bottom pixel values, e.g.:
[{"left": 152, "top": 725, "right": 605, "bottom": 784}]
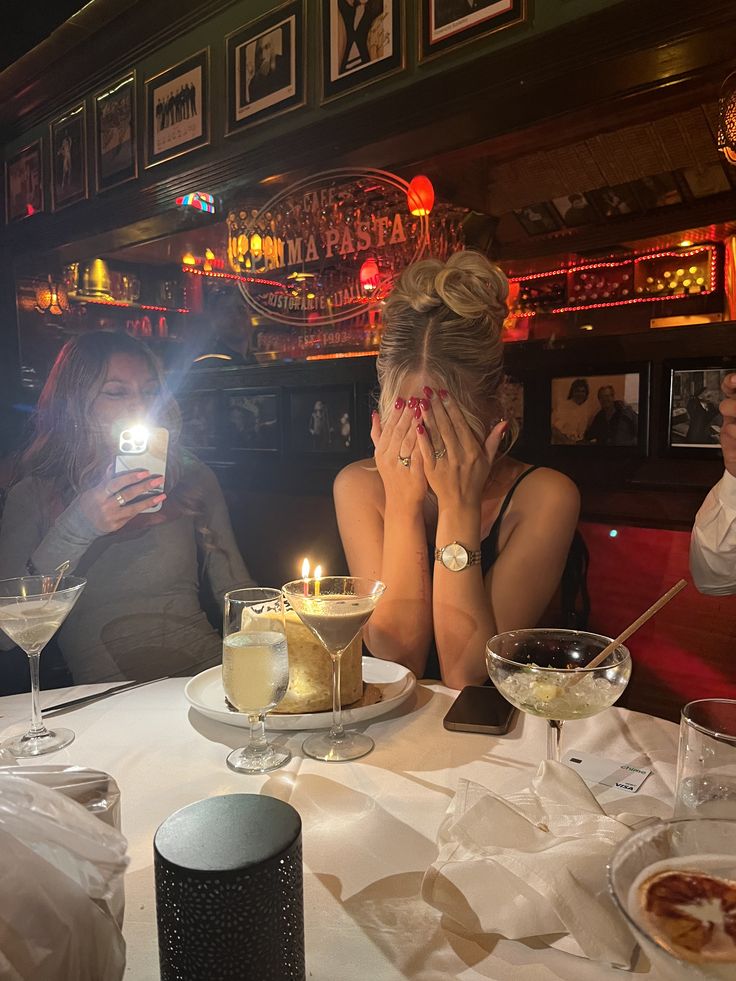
[
  {"left": 223, "top": 587, "right": 290, "bottom": 774},
  {"left": 486, "top": 628, "right": 631, "bottom": 762},
  {"left": 0, "top": 574, "right": 86, "bottom": 757},
  {"left": 282, "top": 576, "right": 385, "bottom": 762}
]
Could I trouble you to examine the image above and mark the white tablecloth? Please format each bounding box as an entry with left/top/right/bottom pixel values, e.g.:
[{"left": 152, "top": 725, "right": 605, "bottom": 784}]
[{"left": 0, "top": 679, "right": 679, "bottom": 980}]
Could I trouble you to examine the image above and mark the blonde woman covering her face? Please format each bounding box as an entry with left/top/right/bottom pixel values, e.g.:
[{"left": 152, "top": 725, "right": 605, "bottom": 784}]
[{"left": 334, "top": 252, "right": 581, "bottom": 689}]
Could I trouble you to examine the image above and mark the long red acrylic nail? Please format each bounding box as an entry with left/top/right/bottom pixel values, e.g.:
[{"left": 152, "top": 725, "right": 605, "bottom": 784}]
[
  {"left": 414, "top": 406, "right": 422, "bottom": 419},
  {"left": 417, "top": 423, "right": 425, "bottom": 435},
  {"left": 408, "top": 396, "right": 419, "bottom": 409},
  {"left": 439, "top": 389, "right": 449, "bottom": 400},
  {"left": 394, "top": 398, "right": 405, "bottom": 410},
  {"left": 423, "top": 386, "right": 434, "bottom": 399},
  {"left": 419, "top": 398, "right": 430, "bottom": 411}
]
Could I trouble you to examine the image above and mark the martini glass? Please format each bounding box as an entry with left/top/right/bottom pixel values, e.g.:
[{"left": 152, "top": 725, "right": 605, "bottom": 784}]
[
  {"left": 282, "top": 576, "right": 385, "bottom": 762},
  {"left": 0, "top": 575, "right": 86, "bottom": 757},
  {"left": 486, "top": 628, "right": 631, "bottom": 762}
]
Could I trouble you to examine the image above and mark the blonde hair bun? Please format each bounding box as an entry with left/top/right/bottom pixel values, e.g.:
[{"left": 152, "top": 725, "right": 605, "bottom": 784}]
[{"left": 391, "top": 250, "right": 508, "bottom": 322}]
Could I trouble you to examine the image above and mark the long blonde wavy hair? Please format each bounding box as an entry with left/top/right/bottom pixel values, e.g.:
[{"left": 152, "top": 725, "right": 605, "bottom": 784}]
[{"left": 377, "top": 250, "right": 514, "bottom": 447}]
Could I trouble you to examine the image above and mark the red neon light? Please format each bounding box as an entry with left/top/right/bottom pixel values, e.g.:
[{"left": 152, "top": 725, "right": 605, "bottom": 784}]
[
  {"left": 507, "top": 245, "right": 717, "bottom": 313},
  {"left": 76, "top": 297, "right": 189, "bottom": 313},
  {"left": 507, "top": 246, "right": 715, "bottom": 283},
  {"left": 181, "top": 266, "right": 284, "bottom": 290}
]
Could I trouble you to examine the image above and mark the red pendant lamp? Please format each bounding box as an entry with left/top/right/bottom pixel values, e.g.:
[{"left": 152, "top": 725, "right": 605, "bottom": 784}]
[{"left": 406, "top": 175, "right": 435, "bottom": 217}]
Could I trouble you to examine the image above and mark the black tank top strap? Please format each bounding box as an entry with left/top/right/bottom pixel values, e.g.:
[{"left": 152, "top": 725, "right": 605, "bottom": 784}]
[{"left": 481, "top": 465, "right": 540, "bottom": 570}]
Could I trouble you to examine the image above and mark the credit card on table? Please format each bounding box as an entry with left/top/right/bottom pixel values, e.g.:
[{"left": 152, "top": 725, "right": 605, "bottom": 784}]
[{"left": 562, "top": 749, "right": 652, "bottom": 794}]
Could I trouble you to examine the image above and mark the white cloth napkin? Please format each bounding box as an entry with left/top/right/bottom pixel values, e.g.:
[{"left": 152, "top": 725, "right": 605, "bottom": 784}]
[{"left": 422, "top": 760, "right": 651, "bottom": 967}]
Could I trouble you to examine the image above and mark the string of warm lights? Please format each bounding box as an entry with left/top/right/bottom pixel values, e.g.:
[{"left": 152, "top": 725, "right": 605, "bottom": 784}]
[{"left": 181, "top": 266, "right": 284, "bottom": 290}]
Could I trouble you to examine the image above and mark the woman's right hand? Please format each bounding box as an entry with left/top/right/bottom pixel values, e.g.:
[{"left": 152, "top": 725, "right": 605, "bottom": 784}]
[
  {"left": 77, "top": 465, "right": 167, "bottom": 534},
  {"left": 371, "top": 401, "right": 427, "bottom": 510}
]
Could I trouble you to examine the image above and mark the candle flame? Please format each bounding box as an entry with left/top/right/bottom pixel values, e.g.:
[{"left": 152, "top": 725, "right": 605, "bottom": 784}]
[
  {"left": 301, "top": 557, "right": 310, "bottom": 578},
  {"left": 314, "top": 565, "right": 322, "bottom": 580}
]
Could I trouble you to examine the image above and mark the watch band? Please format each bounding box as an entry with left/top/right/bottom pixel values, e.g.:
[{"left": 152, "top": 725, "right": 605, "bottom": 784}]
[{"left": 434, "top": 541, "right": 482, "bottom": 570}]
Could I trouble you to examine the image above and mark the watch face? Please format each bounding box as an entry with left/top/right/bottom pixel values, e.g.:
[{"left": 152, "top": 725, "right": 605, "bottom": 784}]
[{"left": 441, "top": 543, "right": 469, "bottom": 571}]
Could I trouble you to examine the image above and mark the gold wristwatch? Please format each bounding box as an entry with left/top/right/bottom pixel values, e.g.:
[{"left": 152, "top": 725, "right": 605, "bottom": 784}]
[{"left": 434, "top": 541, "right": 482, "bottom": 571}]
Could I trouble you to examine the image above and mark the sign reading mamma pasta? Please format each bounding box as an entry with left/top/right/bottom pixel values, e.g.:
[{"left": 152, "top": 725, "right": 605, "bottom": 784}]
[{"left": 227, "top": 168, "right": 463, "bottom": 327}]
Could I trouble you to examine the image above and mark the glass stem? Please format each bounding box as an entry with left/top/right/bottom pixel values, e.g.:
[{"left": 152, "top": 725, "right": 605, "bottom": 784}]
[
  {"left": 329, "top": 653, "right": 344, "bottom": 742},
  {"left": 547, "top": 719, "right": 563, "bottom": 761},
  {"left": 248, "top": 713, "right": 267, "bottom": 754},
  {"left": 27, "top": 653, "right": 49, "bottom": 738}
]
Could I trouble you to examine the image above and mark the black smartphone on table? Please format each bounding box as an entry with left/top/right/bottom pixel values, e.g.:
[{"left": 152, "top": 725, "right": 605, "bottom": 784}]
[{"left": 443, "top": 684, "right": 518, "bottom": 734}]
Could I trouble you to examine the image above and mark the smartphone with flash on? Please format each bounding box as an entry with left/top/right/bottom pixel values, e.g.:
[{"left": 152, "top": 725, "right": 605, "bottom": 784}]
[
  {"left": 443, "top": 684, "right": 518, "bottom": 735},
  {"left": 114, "top": 425, "right": 169, "bottom": 513}
]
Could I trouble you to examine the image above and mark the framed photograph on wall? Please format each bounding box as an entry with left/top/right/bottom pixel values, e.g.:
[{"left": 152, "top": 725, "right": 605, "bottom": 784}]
[
  {"left": 549, "top": 368, "right": 648, "bottom": 451},
  {"left": 179, "top": 390, "right": 220, "bottom": 451},
  {"left": 552, "top": 192, "right": 597, "bottom": 228},
  {"left": 420, "top": 0, "right": 527, "bottom": 61},
  {"left": 227, "top": 1, "right": 304, "bottom": 133},
  {"left": 666, "top": 361, "right": 734, "bottom": 453},
  {"left": 321, "top": 0, "right": 403, "bottom": 103},
  {"left": 224, "top": 389, "right": 281, "bottom": 452},
  {"left": 513, "top": 202, "right": 559, "bottom": 236},
  {"left": 288, "top": 386, "right": 355, "bottom": 455},
  {"left": 5, "top": 141, "right": 43, "bottom": 222},
  {"left": 50, "top": 104, "right": 87, "bottom": 211},
  {"left": 94, "top": 73, "right": 137, "bottom": 191},
  {"left": 145, "top": 49, "right": 209, "bottom": 168},
  {"left": 587, "top": 183, "right": 641, "bottom": 219}
]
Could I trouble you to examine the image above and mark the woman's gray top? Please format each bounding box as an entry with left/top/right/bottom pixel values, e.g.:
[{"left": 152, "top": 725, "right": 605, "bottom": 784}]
[{"left": 0, "top": 460, "right": 255, "bottom": 683}]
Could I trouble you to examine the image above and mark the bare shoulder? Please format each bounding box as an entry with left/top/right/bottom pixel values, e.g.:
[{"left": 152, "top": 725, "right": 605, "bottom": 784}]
[
  {"left": 514, "top": 466, "right": 580, "bottom": 517},
  {"left": 333, "top": 458, "right": 383, "bottom": 505}
]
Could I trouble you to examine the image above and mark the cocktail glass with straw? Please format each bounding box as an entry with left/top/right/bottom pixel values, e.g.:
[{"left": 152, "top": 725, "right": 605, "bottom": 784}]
[
  {"left": 282, "top": 576, "right": 385, "bottom": 762},
  {"left": 0, "top": 573, "right": 86, "bottom": 756},
  {"left": 486, "top": 628, "right": 631, "bottom": 760},
  {"left": 486, "top": 579, "right": 686, "bottom": 761}
]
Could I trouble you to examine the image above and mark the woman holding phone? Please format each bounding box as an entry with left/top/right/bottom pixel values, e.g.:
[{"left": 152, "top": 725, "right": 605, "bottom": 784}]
[
  {"left": 0, "top": 331, "right": 254, "bottom": 683},
  {"left": 334, "top": 251, "right": 582, "bottom": 690}
]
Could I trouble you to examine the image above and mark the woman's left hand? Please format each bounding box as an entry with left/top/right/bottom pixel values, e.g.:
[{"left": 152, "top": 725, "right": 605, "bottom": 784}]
[{"left": 415, "top": 391, "right": 507, "bottom": 508}]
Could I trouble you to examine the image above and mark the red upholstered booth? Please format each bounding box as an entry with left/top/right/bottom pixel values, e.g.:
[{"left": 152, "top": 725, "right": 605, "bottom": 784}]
[{"left": 581, "top": 522, "right": 736, "bottom": 723}]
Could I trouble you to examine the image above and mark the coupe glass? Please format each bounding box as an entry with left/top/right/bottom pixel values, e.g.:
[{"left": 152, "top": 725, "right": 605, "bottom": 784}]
[
  {"left": 222, "top": 588, "right": 291, "bottom": 774},
  {"left": 486, "top": 628, "right": 631, "bottom": 761},
  {"left": 282, "top": 576, "right": 385, "bottom": 762},
  {"left": 0, "top": 575, "right": 86, "bottom": 757},
  {"left": 609, "top": 818, "right": 736, "bottom": 979}
]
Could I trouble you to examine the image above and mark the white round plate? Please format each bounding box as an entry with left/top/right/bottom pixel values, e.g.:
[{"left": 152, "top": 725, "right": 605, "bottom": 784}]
[{"left": 185, "top": 657, "right": 416, "bottom": 731}]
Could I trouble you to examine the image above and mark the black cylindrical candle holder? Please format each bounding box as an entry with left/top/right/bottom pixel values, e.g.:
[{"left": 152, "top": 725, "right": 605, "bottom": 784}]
[{"left": 154, "top": 794, "right": 305, "bottom": 981}]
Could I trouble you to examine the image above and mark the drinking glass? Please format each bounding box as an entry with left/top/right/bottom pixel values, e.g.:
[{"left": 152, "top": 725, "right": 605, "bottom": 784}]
[
  {"left": 0, "top": 575, "right": 86, "bottom": 757},
  {"left": 675, "top": 699, "right": 736, "bottom": 819},
  {"left": 282, "top": 576, "right": 385, "bottom": 762},
  {"left": 222, "top": 588, "right": 290, "bottom": 774},
  {"left": 486, "top": 628, "right": 631, "bottom": 761},
  {"left": 609, "top": 817, "right": 736, "bottom": 978}
]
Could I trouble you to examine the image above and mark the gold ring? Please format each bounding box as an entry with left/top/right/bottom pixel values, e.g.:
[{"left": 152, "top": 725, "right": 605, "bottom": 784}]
[
  {"left": 434, "top": 446, "right": 447, "bottom": 460},
  {"left": 115, "top": 492, "right": 126, "bottom": 507},
  {"left": 398, "top": 455, "right": 411, "bottom": 468}
]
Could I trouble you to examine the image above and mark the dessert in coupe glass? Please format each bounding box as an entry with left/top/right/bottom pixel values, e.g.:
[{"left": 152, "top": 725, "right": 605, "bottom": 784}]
[
  {"left": 609, "top": 817, "right": 736, "bottom": 979},
  {"left": 222, "top": 587, "right": 291, "bottom": 774},
  {"left": 486, "top": 628, "right": 631, "bottom": 761},
  {"left": 0, "top": 574, "right": 86, "bottom": 756},
  {"left": 282, "top": 576, "right": 385, "bottom": 762}
]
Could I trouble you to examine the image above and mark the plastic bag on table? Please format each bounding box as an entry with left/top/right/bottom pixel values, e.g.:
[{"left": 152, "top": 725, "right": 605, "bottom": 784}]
[
  {"left": 0, "top": 765, "right": 121, "bottom": 829},
  {"left": 0, "top": 774, "right": 128, "bottom": 981}
]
